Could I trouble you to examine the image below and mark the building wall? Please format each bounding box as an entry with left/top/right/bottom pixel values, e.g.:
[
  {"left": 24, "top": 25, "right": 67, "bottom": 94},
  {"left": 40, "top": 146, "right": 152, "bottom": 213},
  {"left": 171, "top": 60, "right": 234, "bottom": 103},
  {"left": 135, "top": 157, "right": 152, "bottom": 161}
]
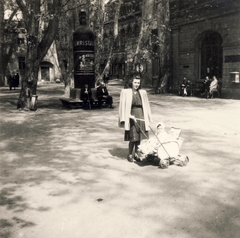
[{"left": 171, "top": 10, "right": 240, "bottom": 98}]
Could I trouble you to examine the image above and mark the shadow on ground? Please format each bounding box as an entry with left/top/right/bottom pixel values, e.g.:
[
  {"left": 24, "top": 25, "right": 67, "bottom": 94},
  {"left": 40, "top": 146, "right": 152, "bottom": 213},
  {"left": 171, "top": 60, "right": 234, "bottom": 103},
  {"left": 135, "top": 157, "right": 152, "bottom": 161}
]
[{"left": 0, "top": 81, "right": 240, "bottom": 238}]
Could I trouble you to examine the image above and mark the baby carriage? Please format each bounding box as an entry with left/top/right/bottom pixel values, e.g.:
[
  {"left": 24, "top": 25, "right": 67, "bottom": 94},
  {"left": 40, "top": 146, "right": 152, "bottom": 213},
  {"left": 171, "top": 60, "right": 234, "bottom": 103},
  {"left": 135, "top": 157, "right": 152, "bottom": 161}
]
[{"left": 137, "top": 122, "right": 189, "bottom": 169}]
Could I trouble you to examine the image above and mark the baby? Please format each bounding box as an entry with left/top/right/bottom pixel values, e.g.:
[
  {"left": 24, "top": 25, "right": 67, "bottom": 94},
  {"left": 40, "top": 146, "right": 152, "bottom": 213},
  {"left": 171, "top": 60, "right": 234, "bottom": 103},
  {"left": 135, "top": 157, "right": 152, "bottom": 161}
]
[
  {"left": 137, "top": 122, "right": 183, "bottom": 160},
  {"left": 137, "top": 122, "right": 168, "bottom": 157}
]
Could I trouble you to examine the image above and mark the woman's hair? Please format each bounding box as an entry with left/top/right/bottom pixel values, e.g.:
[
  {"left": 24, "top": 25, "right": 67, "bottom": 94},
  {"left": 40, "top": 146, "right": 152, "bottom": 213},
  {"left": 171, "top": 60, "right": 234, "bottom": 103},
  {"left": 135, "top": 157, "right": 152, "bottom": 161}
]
[{"left": 128, "top": 75, "right": 142, "bottom": 89}]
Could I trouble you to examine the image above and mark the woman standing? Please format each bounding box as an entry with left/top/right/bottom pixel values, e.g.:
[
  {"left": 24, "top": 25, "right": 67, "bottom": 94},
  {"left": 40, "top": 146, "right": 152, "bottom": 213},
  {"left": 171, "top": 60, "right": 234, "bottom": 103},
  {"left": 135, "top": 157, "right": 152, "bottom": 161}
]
[{"left": 118, "top": 76, "right": 152, "bottom": 162}]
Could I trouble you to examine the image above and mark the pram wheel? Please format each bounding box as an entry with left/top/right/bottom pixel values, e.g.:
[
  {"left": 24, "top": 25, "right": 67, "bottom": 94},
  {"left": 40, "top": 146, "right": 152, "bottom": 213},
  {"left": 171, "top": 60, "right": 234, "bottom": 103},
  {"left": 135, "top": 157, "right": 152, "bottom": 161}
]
[
  {"left": 159, "top": 159, "right": 170, "bottom": 169},
  {"left": 146, "top": 154, "right": 155, "bottom": 161}
]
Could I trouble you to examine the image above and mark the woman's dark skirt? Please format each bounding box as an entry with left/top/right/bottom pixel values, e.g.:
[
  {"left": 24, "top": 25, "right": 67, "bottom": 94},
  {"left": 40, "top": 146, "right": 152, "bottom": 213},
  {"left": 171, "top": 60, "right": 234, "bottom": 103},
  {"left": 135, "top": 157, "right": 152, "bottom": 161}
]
[{"left": 124, "top": 118, "right": 148, "bottom": 142}]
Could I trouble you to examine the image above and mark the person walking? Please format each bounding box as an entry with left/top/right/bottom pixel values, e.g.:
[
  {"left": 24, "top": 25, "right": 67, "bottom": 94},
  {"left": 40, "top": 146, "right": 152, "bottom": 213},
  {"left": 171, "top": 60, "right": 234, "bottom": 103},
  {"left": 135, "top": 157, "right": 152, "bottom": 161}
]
[
  {"left": 103, "top": 73, "right": 110, "bottom": 87},
  {"left": 14, "top": 72, "right": 20, "bottom": 89},
  {"left": 118, "top": 75, "right": 152, "bottom": 162},
  {"left": 8, "top": 73, "right": 14, "bottom": 90}
]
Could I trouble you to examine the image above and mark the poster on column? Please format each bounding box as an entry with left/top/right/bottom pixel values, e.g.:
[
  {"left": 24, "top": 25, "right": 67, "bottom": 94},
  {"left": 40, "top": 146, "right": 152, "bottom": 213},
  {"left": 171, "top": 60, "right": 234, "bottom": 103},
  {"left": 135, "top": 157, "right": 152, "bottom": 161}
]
[{"left": 74, "top": 51, "right": 94, "bottom": 75}]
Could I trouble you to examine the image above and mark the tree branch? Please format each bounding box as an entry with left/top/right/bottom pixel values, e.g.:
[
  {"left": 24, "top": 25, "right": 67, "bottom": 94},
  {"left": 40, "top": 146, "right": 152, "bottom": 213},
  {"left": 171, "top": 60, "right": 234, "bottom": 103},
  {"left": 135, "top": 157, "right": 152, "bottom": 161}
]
[
  {"left": 15, "top": 0, "right": 29, "bottom": 19},
  {"left": 37, "top": 0, "right": 61, "bottom": 62}
]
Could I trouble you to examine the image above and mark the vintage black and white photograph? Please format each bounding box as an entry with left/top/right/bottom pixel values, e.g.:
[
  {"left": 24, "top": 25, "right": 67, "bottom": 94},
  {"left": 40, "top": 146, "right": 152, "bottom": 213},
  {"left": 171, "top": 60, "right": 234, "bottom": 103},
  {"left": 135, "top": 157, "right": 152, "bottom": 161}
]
[{"left": 0, "top": 0, "right": 240, "bottom": 237}]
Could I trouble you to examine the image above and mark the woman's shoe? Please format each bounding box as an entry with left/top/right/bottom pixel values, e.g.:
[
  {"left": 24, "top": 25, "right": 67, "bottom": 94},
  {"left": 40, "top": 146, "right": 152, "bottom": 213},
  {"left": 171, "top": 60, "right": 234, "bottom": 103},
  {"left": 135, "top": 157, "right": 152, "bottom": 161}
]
[
  {"left": 134, "top": 153, "right": 141, "bottom": 162},
  {"left": 127, "top": 155, "right": 133, "bottom": 162}
]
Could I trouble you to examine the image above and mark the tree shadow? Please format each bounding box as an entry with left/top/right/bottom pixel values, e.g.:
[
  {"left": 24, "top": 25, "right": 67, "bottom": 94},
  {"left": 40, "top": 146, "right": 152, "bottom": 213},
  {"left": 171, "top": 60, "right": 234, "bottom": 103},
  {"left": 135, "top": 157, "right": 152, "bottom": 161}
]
[
  {"left": 0, "top": 188, "right": 28, "bottom": 211},
  {"left": 108, "top": 147, "right": 128, "bottom": 160},
  {"left": 12, "top": 216, "right": 36, "bottom": 228},
  {"left": 0, "top": 219, "right": 13, "bottom": 238}
]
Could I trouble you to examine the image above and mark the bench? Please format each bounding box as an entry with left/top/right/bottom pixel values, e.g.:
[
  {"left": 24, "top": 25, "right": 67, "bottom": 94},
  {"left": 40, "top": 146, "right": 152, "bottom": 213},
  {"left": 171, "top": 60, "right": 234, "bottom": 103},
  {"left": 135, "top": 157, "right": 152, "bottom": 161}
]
[
  {"left": 192, "top": 81, "right": 204, "bottom": 97},
  {"left": 60, "top": 88, "right": 109, "bottom": 109},
  {"left": 60, "top": 88, "right": 83, "bottom": 109},
  {"left": 209, "top": 84, "right": 221, "bottom": 98},
  {"left": 91, "top": 88, "right": 108, "bottom": 106},
  {"left": 191, "top": 81, "right": 222, "bottom": 98}
]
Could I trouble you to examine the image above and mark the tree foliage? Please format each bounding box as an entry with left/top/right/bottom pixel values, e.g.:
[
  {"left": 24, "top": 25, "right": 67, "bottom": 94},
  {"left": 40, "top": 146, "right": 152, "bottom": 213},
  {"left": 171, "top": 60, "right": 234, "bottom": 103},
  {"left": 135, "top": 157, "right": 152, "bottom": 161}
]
[
  {"left": 15, "top": 0, "right": 61, "bottom": 110},
  {"left": 0, "top": 0, "right": 20, "bottom": 86},
  {"left": 95, "top": 0, "right": 122, "bottom": 83},
  {"left": 1, "top": 0, "right": 171, "bottom": 109}
]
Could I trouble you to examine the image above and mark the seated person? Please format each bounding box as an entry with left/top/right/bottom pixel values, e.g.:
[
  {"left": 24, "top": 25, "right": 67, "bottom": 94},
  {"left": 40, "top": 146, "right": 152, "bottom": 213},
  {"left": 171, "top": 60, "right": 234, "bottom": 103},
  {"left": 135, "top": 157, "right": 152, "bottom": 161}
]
[
  {"left": 209, "top": 76, "right": 218, "bottom": 98},
  {"left": 180, "top": 77, "right": 192, "bottom": 96},
  {"left": 201, "top": 76, "right": 211, "bottom": 97},
  {"left": 186, "top": 79, "right": 192, "bottom": 96},
  {"left": 179, "top": 77, "right": 189, "bottom": 96},
  {"left": 96, "top": 81, "right": 113, "bottom": 109},
  {"left": 81, "top": 84, "right": 94, "bottom": 109}
]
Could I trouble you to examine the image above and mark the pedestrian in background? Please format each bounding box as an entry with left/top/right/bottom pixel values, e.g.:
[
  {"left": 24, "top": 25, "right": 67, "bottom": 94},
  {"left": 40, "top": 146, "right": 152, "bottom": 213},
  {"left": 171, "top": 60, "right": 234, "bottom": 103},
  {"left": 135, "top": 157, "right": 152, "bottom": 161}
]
[
  {"left": 118, "top": 75, "right": 152, "bottom": 162},
  {"left": 103, "top": 73, "right": 109, "bottom": 87},
  {"left": 14, "top": 72, "right": 20, "bottom": 88},
  {"left": 8, "top": 73, "right": 14, "bottom": 90}
]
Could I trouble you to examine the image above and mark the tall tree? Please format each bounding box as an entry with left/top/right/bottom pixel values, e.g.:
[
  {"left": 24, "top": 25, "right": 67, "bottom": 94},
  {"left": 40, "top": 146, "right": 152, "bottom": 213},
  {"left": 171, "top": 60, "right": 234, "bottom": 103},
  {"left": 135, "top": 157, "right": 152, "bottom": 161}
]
[
  {"left": 97, "top": 0, "right": 122, "bottom": 82},
  {"left": 155, "top": 0, "right": 170, "bottom": 93},
  {"left": 89, "top": 0, "right": 105, "bottom": 82},
  {"left": 0, "top": 0, "right": 4, "bottom": 86},
  {"left": 16, "top": 0, "right": 61, "bottom": 110},
  {"left": 56, "top": 0, "right": 98, "bottom": 96},
  {"left": 55, "top": 0, "right": 78, "bottom": 97},
  {"left": 0, "top": 0, "right": 20, "bottom": 86},
  {"left": 122, "top": 0, "right": 155, "bottom": 87},
  {"left": 57, "top": 0, "right": 122, "bottom": 89}
]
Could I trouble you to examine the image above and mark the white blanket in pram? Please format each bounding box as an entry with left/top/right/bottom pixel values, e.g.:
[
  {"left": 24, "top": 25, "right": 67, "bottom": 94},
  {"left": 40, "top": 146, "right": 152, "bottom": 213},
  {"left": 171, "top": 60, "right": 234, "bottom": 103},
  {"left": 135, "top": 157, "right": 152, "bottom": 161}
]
[{"left": 137, "top": 127, "right": 187, "bottom": 168}]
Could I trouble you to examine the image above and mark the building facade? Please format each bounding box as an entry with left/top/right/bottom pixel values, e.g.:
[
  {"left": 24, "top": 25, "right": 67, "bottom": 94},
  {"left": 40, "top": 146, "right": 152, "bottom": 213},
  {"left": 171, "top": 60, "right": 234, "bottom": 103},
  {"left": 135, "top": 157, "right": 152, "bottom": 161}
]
[
  {"left": 4, "top": 12, "right": 61, "bottom": 86},
  {"left": 170, "top": 0, "right": 240, "bottom": 98},
  {"left": 103, "top": 0, "right": 240, "bottom": 98}
]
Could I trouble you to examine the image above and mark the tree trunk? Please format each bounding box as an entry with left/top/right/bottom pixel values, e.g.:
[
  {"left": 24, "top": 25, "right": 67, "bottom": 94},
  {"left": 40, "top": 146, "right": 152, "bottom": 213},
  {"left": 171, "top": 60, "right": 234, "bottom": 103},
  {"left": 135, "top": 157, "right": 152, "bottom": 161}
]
[
  {"left": 0, "top": 4, "right": 19, "bottom": 86},
  {"left": 100, "top": 0, "right": 121, "bottom": 81},
  {"left": 125, "top": 0, "right": 154, "bottom": 87},
  {"left": 56, "top": 12, "right": 74, "bottom": 97},
  {"left": 0, "top": 0, "right": 4, "bottom": 86},
  {"left": 17, "top": 0, "right": 41, "bottom": 109},
  {"left": 155, "top": 0, "right": 170, "bottom": 93},
  {"left": 89, "top": 0, "right": 105, "bottom": 83},
  {"left": 16, "top": 0, "right": 60, "bottom": 110}
]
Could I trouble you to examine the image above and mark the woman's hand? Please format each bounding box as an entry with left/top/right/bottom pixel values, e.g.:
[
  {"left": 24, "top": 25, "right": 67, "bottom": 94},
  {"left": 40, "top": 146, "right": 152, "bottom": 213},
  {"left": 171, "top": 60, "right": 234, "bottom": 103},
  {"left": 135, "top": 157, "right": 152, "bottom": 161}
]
[{"left": 129, "top": 115, "right": 136, "bottom": 122}]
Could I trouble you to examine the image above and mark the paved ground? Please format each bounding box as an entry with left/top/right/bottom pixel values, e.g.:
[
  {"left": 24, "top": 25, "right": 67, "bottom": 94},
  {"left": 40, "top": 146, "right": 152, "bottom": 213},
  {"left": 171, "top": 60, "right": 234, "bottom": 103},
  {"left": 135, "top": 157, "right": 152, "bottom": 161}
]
[{"left": 0, "top": 80, "right": 240, "bottom": 238}]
